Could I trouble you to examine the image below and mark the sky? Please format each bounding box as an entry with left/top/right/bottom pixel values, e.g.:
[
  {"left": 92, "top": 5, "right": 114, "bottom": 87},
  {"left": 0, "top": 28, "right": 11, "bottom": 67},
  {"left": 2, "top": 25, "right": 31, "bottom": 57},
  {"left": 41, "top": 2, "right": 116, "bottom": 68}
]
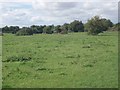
[{"left": 0, "top": 0, "right": 119, "bottom": 27}]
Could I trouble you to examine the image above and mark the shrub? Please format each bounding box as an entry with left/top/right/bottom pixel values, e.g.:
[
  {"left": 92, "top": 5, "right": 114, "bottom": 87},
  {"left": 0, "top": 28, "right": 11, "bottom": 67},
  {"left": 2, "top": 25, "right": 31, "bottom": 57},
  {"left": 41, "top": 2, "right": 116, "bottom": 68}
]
[
  {"left": 60, "top": 24, "right": 68, "bottom": 34},
  {"left": 53, "top": 25, "right": 62, "bottom": 33},
  {"left": 60, "top": 30, "right": 68, "bottom": 34},
  {"left": 16, "top": 27, "right": 33, "bottom": 36},
  {"left": 69, "top": 20, "right": 84, "bottom": 32},
  {"left": 85, "top": 16, "right": 108, "bottom": 35},
  {"left": 30, "top": 25, "right": 43, "bottom": 34},
  {"left": 108, "top": 23, "right": 120, "bottom": 31},
  {"left": 43, "top": 26, "right": 53, "bottom": 34}
]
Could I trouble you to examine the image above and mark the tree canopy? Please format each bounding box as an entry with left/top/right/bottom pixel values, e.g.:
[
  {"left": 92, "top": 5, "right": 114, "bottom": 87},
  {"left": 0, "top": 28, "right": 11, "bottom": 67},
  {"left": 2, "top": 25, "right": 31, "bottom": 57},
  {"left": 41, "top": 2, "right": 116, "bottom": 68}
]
[
  {"left": 1, "top": 16, "right": 116, "bottom": 36},
  {"left": 16, "top": 27, "right": 33, "bottom": 36},
  {"left": 69, "top": 20, "right": 84, "bottom": 32},
  {"left": 85, "top": 16, "right": 114, "bottom": 35}
]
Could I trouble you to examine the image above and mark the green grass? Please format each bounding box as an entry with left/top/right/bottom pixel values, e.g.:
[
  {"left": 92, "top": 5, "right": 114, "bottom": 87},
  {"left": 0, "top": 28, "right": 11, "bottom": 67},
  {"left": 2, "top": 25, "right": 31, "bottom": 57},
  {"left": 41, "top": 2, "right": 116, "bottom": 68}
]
[
  {"left": 0, "top": 36, "right": 2, "bottom": 89},
  {"left": 2, "top": 31, "right": 118, "bottom": 88}
]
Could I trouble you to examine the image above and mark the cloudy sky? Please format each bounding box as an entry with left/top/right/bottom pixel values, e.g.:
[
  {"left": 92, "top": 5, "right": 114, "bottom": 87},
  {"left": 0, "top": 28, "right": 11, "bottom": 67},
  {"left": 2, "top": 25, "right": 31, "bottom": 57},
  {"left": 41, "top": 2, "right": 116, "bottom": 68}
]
[{"left": 0, "top": 0, "right": 119, "bottom": 27}]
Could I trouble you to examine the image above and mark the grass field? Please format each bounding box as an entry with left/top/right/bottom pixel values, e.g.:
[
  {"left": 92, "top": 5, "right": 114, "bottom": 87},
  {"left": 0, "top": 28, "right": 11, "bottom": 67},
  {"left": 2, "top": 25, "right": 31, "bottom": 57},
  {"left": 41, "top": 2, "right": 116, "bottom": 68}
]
[
  {"left": 0, "top": 36, "right": 2, "bottom": 89},
  {"left": 2, "top": 31, "right": 118, "bottom": 88}
]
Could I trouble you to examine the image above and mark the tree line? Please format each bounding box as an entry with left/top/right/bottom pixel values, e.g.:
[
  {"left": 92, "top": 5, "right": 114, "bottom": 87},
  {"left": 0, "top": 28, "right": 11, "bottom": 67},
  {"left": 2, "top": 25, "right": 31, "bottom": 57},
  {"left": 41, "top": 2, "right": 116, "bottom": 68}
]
[{"left": 1, "top": 16, "right": 119, "bottom": 36}]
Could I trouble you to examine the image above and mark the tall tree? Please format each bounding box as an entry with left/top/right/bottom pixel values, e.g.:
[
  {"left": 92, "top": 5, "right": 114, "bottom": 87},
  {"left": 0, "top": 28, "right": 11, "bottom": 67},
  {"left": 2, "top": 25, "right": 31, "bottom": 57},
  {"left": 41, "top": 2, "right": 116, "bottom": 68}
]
[
  {"left": 53, "top": 25, "right": 62, "bottom": 33},
  {"left": 16, "top": 27, "right": 33, "bottom": 36},
  {"left": 69, "top": 20, "right": 84, "bottom": 32},
  {"left": 101, "top": 18, "right": 113, "bottom": 31},
  {"left": 43, "top": 26, "right": 53, "bottom": 34},
  {"left": 85, "top": 16, "right": 105, "bottom": 35},
  {"left": 2, "top": 26, "right": 9, "bottom": 33},
  {"left": 9, "top": 26, "right": 20, "bottom": 34}
]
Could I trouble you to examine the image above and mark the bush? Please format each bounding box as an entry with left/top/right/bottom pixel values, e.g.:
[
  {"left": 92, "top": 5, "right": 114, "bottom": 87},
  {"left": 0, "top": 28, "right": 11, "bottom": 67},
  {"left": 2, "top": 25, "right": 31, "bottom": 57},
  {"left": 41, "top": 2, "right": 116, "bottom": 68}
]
[
  {"left": 30, "top": 25, "right": 43, "bottom": 34},
  {"left": 69, "top": 20, "right": 84, "bottom": 32},
  {"left": 60, "top": 30, "right": 68, "bottom": 34},
  {"left": 16, "top": 27, "right": 33, "bottom": 36},
  {"left": 53, "top": 25, "right": 62, "bottom": 33},
  {"left": 108, "top": 23, "right": 120, "bottom": 31},
  {"left": 43, "top": 26, "right": 53, "bottom": 34},
  {"left": 85, "top": 16, "right": 107, "bottom": 35}
]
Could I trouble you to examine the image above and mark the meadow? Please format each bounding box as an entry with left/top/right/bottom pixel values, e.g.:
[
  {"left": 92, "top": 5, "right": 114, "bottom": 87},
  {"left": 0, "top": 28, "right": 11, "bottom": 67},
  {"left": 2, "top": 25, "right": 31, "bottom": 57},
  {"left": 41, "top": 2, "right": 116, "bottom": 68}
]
[
  {"left": 2, "top": 31, "right": 118, "bottom": 88},
  {"left": 0, "top": 36, "right": 2, "bottom": 89}
]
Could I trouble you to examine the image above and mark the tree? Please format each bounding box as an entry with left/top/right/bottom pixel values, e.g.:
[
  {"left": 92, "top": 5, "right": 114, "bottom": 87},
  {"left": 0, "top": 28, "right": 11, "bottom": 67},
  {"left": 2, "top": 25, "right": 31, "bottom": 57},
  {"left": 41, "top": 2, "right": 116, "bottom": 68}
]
[
  {"left": 84, "top": 23, "right": 89, "bottom": 32},
  {"left": 101, "top": 18, "right": 113, "bottom": 31},
  {"left": 108, "top": 23, "right": 120, "bottom": 31},
  {"left": 2, "top": 26, "right": 9, "bottom": 33},
  {"left": 9, "top": 26, "right": 20, "bottom": 34},
  {"left": 85, "top": 16, "right": 114, "bottom": 35},
  {"left": 60, "top": 23, "right": 69, "bottom": 34},
  {"left": 30, "top": 25, "right": 38, "bottom": 34},
  {"left": 43, "top": 26, "right": 53, "bottom": 34},
  {"left": 16, "top": 27, "right": 33, "bottom": 36},
  {"left": 30, "top": 25, "right": 43, "bottom": 34},
  {"left": 2, "top": 26, "right": 20, "bottom": 33},
  {"left": 85, "top": 16, "right": 104, "bottom": 35},
  {"left": 37, "top": 25, "right": 44, "bottom": 33},
  {"left": 69, "top": 20, "right": 84, "bottom": 32},
  {"left": 0, "top": 28, "right": 2, "bottom": 33},
  {"left": 49, "top": 25, "right": 54, "bottom": 33},
  {"left": 0, "top": 28, "right": 3, "bottom": 36},
  {"left": 53, "top": 25, "right": 62, "bottom": 33}
]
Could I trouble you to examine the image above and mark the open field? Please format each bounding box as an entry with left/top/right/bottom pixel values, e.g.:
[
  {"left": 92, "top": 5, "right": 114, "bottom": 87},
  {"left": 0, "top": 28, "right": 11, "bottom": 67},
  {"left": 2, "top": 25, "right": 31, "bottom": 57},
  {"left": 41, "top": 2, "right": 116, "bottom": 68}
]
[
  {"left": 0, "top": 36, "right": 2, "bottom": 89},
  {"left": 2, "top": 31, "right": 118, "bottom": 88}
]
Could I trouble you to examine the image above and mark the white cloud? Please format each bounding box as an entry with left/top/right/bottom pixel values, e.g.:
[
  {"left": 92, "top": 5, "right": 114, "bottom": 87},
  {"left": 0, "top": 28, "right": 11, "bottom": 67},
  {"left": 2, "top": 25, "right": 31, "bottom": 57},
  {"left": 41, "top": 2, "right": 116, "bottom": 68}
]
[
  {"left": 1, "top": 0, "right": 119, "bottom": 2},
  {"left": 0, "top": 1, "right": 119, "bottom": 27}
]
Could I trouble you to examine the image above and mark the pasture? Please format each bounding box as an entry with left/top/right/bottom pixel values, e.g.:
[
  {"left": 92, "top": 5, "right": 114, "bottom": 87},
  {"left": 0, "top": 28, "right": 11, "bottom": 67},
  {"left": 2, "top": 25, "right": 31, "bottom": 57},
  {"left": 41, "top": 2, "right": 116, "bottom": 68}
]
[
  {"left": 0, "top": 36, "right": 2, "bottom": 89},
  {"left": 2, "top": 31, "right": 118, "bottom": 88}
]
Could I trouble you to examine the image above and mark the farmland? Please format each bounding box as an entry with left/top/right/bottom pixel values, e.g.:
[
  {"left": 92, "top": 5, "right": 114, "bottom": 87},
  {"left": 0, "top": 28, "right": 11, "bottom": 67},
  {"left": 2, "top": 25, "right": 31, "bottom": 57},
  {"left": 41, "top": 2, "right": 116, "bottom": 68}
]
[{"left": 2, "top": 31, "right": 118, "bottom": 88}]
